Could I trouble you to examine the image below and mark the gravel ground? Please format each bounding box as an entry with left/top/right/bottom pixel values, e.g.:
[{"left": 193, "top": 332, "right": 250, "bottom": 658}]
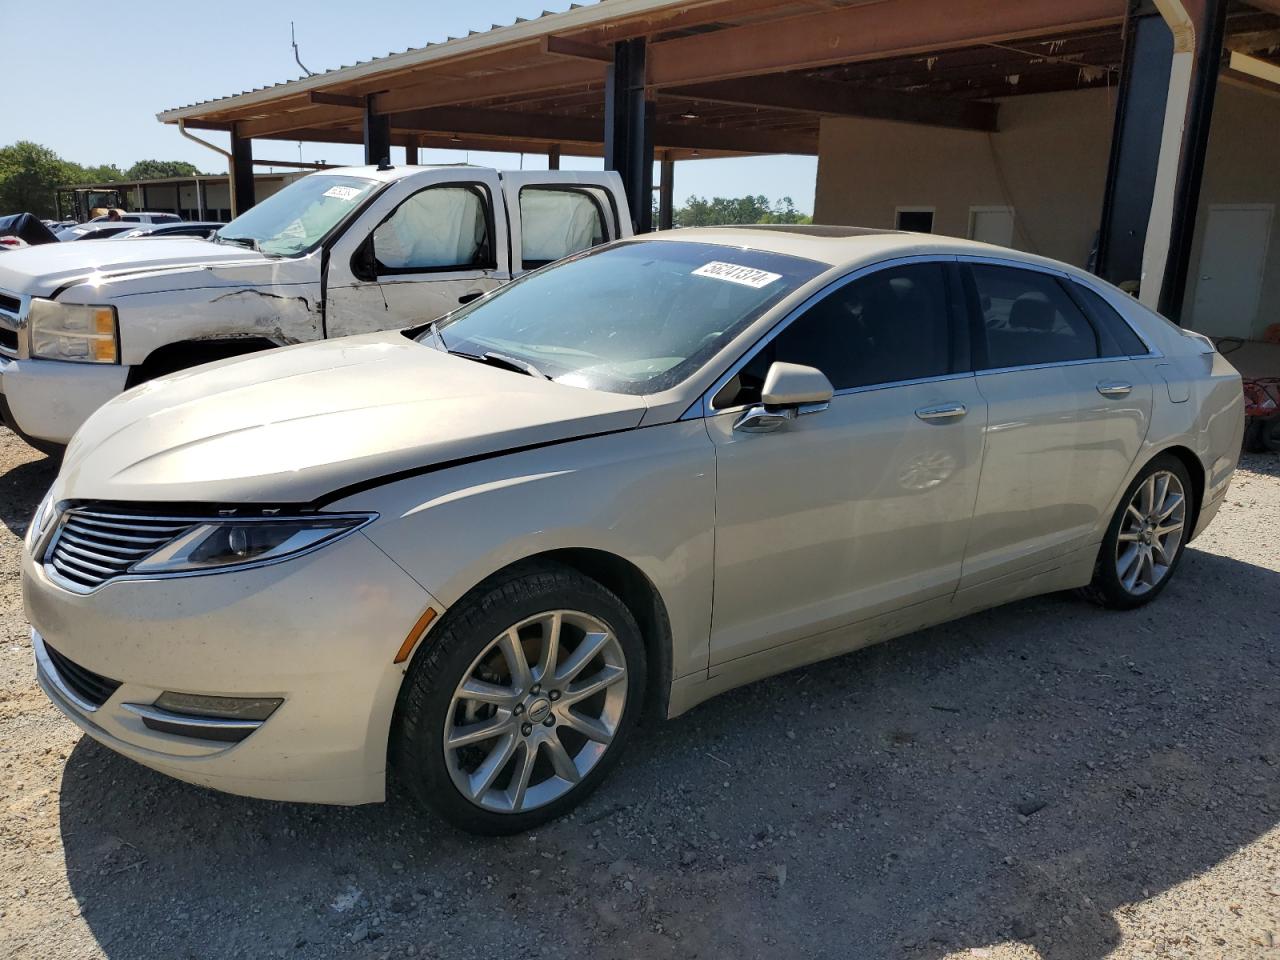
[{"left": 1, "top": 424, "right": 1277, "bottom": 960}]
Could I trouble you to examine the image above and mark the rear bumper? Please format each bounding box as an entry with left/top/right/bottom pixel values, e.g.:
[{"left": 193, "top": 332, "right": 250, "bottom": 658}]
[{"left": 0, "top": 354, "right": 127, "bottom": 446}]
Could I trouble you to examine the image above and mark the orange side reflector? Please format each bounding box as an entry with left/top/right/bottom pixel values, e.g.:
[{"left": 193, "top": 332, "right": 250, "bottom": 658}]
[{"left": 394, "top": 607, "right": 438, "bottom": 664}]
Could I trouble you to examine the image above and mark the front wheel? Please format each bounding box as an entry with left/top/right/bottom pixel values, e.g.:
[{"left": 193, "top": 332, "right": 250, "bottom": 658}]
[
  {"left": 1080, "top": 454, "right": 1194, "bottom": 610},
  {"left": 391, "top": 563, "right": 646, "bottom": 835}
]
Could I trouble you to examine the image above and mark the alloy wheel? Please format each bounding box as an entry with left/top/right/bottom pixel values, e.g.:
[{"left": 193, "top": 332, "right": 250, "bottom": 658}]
[
  {"left": 443, "top": 610, "right": 628, "bottom": 813},
  {"left": 1114, "top": 469, "right": 1186, "bottom": 596}
]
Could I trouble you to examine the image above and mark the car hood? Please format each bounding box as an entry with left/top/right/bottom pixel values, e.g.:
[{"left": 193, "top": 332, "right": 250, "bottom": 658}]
[
  {"left": 0, "top": 238, "right": 263, "bottom": 298},
  {"left": 56, "top": 332, "right": 648, "bottom": 504}
]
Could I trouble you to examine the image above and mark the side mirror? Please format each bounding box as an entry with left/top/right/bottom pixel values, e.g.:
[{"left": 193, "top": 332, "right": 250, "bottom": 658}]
[
  {"left": 735, "top": 362, "right": 834, "bottom": 434},
  {"left": 351, "top": 238, "right": 378, "bottom": 283},
  {"left": 761, "top": 362, "right": 834, "bottom": 407}
]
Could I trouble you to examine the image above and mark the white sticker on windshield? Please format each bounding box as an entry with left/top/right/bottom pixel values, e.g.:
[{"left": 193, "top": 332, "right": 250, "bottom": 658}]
[
  {"left": 322, "top": 185, "right": 363, "bottom": 202},
  {"left": 692, "top": 261, "right": 782, "bottom": 288}
]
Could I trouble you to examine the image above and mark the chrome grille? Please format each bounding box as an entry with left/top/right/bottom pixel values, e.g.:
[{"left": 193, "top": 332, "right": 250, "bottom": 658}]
[
  {"left": 47, "top": 509, "right": 197, "bottom": 592},
  {"left": 0, "top": 287, "right": 26, "bottom": 358}
]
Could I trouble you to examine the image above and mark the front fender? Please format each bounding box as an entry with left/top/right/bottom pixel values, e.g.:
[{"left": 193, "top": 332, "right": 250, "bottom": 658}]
[
  {"left": 332, "top": 421, "right": 717, "bottom": 681},
  {"left": 80, "top": 260, "right": 322, "bottom": 364}
]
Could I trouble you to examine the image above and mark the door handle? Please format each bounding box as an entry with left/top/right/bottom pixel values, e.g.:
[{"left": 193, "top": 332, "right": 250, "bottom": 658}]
[
  {"left": 914, "top": 402, "right": 967, "bottom": 423},
  {"left": 458, "top": 291, "right": 484, "bottom": 304},
  {"left": 1096, "top": 381, "right": 1132, "bottom": 398}
]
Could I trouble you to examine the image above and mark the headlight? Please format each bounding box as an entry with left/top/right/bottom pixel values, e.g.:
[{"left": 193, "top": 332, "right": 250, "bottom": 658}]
[
  {"left": 28, "top": 299, "right": 118, "bottom": 363},
  {"left": 25, "top": 489, "right": 58, "bottom": 554},
  {"left": 130, "top": 514, "right": 374, "bottom": 575}
]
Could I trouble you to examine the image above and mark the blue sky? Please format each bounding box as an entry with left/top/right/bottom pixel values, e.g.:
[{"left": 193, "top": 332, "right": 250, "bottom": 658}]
[{"left": 1, "top": 0, "right": 817, "bottom": 212}]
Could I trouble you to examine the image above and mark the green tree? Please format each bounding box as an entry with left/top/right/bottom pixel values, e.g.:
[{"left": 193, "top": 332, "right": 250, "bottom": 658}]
[
  {"left": 0, "top": 141, "right": 84, "bottom": 217},
  {"left": 76, "top": 163, "right": 126, "bottom": 183},
  {"left": 124, "top": 159, "right": 203, "bottom": 180},
  {"left": 672, "top": 194, "right": 811, "bottom": 227}
]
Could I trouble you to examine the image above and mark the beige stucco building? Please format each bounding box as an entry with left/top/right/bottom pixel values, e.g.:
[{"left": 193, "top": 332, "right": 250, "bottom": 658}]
[{"left": 815, "top": 79, "right": 1279, "bottom": 345}]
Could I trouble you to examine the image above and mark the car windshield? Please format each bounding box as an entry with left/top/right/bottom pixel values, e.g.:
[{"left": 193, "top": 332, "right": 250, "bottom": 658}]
[
  {"left": 214, "top": 174, "right": 380, "bottom": 256},
  {"left": 423, "top": 240, "right": 825, "bottom": 395}
]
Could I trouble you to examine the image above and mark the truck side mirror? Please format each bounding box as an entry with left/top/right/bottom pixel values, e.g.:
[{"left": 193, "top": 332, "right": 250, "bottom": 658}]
[{"left": 351, "top": 238, "right": 378, "bottom": 282}]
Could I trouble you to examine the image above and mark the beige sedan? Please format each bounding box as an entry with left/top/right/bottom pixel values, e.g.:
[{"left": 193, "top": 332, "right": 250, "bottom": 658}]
[{"left": 22, "top": 227, "right": 1243, "bottom": 834}]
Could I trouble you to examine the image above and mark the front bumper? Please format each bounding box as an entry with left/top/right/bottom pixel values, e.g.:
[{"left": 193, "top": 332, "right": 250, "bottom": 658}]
[
  {"left": 23, "top": 531, "right": 441, "bottom": 805},
  {"left": 0, "top": 353, "right": 128, "bottom": 446}
]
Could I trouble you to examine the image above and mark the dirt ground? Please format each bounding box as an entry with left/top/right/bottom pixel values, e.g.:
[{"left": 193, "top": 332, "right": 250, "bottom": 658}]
[{"left": 0, "top": 423, "right": 1277, "bottom": 960}]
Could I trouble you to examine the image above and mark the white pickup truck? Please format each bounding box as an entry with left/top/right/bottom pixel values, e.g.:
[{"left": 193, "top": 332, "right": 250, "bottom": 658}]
[{"left": 0, "top": 165, "right": 631, "bottom": 452}]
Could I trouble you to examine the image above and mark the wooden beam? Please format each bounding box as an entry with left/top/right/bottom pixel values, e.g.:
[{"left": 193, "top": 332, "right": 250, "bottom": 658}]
[
  {"left": 386, "top": 106, "right": 817, "bottom": 154},
  {"left": 372, "top": 58, "right": 605, "bottom": 115},
  {"left": 238, "top": 104, "right": 370, "bottom": 139},
  {"left": 1226, "top": 49, "right": 1280, "bottom": 88},
  {"left": 542, "top": 35, "right": 614, "bottom": 62},
  {"left": 647, "top": 0, "right": 1127, "bottom": 87},
  {"left": 309, "top": 91, "right": 365, "bottom": 108},
  {"left": 667, "top": 75, "right": 999, "bottom": 131},
  {"left": 1244, "top": 0, "right": 1280, "bottom": 15}
]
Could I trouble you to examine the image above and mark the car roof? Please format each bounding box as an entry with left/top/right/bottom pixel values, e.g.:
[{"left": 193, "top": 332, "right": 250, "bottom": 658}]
[{"left": 651, "top": 225, "right": 1078, "bottom": 276}]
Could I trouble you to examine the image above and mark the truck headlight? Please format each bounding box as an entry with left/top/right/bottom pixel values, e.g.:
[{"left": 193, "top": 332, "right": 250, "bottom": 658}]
[
  {"left": 28, "top": 300, "right": 118, "bottom": 363},
  {"left": 130, "top": 514, "right": 375, "bottom": 575}
]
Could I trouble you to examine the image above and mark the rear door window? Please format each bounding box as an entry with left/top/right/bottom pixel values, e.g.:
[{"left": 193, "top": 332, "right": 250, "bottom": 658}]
[
  {"left": 1067, "top": 282, "right": 1150, "bottom": 357},
  {"left": 968, "top": 263, "right": 1100, "bottom": 369},
  {"left": 519, "top": 186, "right": 612, "bottom": 269}
]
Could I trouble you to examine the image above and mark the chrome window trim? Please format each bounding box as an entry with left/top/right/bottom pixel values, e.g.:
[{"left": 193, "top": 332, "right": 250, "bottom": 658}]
[
  {"left": 0, "top": 288, "right": 31, "bottom": 360},
  {"left": 975, "top": 354, "right": 1135, "bottom": 377},
  {"left": 686, "top": 254, "right": 964, "bottom": 420},
  {"left": 955, "top": 254, "right": 1163, "bottom": 364}
]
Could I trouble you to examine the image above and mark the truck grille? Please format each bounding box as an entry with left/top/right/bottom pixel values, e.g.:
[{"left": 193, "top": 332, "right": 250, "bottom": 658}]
[
  {"left": 47, "top": 508, "right": 197, "bottom": 591},
  {"left": 0, "top": 288, "right": 25, "bottom": 358},
  {"left": 43, "top": 641, "right": 122, "bottom": 708}
]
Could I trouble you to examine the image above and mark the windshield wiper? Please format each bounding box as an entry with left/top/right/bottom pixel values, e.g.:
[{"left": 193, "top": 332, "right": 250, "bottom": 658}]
[
  {"left": 448, "top": 348, "right": 550, "bottom": 380},
  {"left": 217, "top": 234, "right": 260, "bottom": 252}
]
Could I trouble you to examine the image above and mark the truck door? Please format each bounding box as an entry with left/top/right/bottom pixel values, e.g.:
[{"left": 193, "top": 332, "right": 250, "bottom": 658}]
[
  {"left": 500, "top": 171, "right": 631, "bottom": 278},
  {"left": 324, "top": 169, "right": 509, "bottom": 336}
]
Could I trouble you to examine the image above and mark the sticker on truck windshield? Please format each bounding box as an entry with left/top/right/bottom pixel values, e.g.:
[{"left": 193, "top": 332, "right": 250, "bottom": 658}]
[
  {"left": 322, "top": 185, "right": 363, "bottom": 202},
  {"left": 691, "top": 261, "right": 782, "bottom": 288}
]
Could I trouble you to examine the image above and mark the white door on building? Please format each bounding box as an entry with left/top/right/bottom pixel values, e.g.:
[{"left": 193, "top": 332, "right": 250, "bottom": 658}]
[
  {"left": 1190, "top": 204, "right": 1273, "bottom": 339},
  {"left": 969, "top": 206, "right": 1016, "bottom": 249}
]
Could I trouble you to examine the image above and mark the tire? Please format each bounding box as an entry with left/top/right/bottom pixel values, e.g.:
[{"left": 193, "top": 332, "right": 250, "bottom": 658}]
[
  {"left": 1079, "top": 454, "right": 1194, "bottom": 610},
  {"left": 391, "top": 562, "right": 647, "bottom": 835}
]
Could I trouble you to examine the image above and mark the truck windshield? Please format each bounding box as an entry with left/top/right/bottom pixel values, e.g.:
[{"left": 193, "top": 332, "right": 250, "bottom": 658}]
[
  {"left": 215, "top": 175, "right": 379, "bottom": 256},
  {"left": 423, "top": 240, "right": 826, "bottom": 395}
]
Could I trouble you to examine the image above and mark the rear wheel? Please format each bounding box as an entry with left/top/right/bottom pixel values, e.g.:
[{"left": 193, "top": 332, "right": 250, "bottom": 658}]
[
  {"left": 392, "top": 563, "right": 645, "bottom": 834},
  {"left": 1080, "top": 454, "right": 1193, "bottom": 609}
]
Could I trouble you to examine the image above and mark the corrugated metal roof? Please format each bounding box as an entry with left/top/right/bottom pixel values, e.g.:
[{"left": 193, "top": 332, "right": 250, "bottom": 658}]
[{"left": 157, "top": 0, "right": 684, "bottom": 121}]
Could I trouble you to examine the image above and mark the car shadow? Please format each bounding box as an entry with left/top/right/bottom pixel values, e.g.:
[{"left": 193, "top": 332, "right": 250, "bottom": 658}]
[
  {"left": 57, "top": 546, "right": 1280, "bottom": 959},
  {"left": 0, "top": 437, "right": 57, "bottom": 539}
]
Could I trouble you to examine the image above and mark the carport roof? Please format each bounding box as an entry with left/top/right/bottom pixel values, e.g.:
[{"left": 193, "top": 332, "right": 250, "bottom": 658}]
[{"left": 157, "top": 0, "right": 1280, "bottom": 160}]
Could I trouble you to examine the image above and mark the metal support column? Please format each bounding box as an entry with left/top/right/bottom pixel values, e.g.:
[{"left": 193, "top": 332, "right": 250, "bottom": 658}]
[
  {"left": 364, "top": 97, "right": 391, "bottom": 167},
  {"left": 548, "top": 145, "right": 561, "bottom": 170},
  {"left": 195, "top": 178, "right": 205, "bottom": 219},
  {"left": 658, "top": 157, "right": 675, "bottom": 230},
  {"left": 405, "top": 136, "right": 419, "bottom": 166},
  {"left": 1158, "top": 0, "right": 1228, "bottom": 320},
  {"left": 1095, "top": 2, "right": 1172, "bottom": 290},
  {"left": 1097, "top": 0, "right": 1228, "bottom": 321},
  {"left": 605, "top": 38, "right": 654, "bottom": 234},
  {"left": 229, "top": 129, "right": 255, "bottom": 216}
]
